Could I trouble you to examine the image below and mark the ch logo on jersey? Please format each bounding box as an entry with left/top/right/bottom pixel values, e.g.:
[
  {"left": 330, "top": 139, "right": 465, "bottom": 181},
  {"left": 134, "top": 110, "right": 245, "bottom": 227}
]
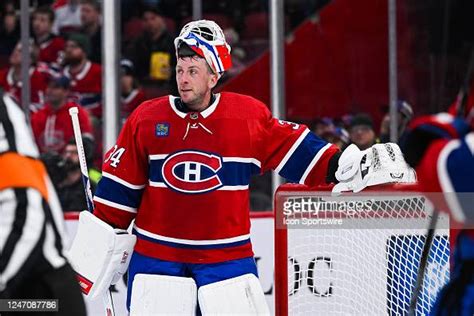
[{"left": 162, "top": 150, "right": 223, "bottom": 194}]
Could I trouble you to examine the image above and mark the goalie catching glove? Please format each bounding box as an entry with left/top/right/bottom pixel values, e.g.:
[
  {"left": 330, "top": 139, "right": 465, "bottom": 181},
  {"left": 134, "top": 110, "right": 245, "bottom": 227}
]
[
  {"left": 332, "top": 143, "right": 416, "bottom": 193},
  {"left": 67, "top": 211, "right": 136, "bottom": 298}
]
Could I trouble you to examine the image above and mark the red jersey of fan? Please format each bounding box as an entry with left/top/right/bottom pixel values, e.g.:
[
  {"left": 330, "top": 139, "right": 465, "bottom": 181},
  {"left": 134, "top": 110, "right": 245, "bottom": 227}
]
[
  {"left": 93, "top": 92, "right": 339, "bottom": 263},
  {"left": 121, "top": 88, "right": 146, "bottom": 118},
  {"left": 37, "top": 35, "right": 65, "bottom": 65},
  {"left": 0, "top": 65, "right": 51, "bottom": 112},
  {"left": 63, "top": 61, "right": 102, "bottom": 117},
  {"left": 30, "top": 101, "right": 93, "bottom": 154}
]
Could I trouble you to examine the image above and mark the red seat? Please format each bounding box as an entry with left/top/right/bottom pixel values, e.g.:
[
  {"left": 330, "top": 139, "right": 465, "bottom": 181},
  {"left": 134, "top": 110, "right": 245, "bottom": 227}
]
[
  {"left": 241, "top": 12, "right": 269, "bottom": 40},
  {"left": 0, "top": 55, "right": 9, "bottom": 69},
  {"left": 163, "top": 17, "right": 177, "bottom": 35},
  {"left": 123, "top": 17, "right": 144, "bottom": 42},
  {"left": 124, "top": 16, "right": 176, "bottom": 40},
  {"left": 202, "top": 14, "right": 233, "bottom": 30}
]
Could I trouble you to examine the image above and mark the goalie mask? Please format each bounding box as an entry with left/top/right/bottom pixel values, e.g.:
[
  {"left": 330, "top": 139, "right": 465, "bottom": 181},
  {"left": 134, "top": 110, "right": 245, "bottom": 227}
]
[{"left": 174, "top": 20, "right": 232, "bottom": 78}]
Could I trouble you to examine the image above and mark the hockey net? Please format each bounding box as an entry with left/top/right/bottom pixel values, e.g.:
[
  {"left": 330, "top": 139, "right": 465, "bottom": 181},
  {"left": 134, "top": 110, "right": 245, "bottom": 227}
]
[{"left": 274, "top": 184, "right": 450, "bottom": 316}]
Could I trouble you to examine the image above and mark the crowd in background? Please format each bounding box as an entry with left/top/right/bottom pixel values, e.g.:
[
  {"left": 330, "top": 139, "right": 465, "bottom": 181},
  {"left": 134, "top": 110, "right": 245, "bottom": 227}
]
[
  {"left": 310, "top": 100, "right": 414, "bottom": 152},
  {"left": 0, "top": 0, "right": 414, "bottom": 213}
]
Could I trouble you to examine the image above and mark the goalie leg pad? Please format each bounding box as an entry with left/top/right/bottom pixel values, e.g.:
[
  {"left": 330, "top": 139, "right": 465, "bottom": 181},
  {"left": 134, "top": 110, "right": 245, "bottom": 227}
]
[
  {"left": 67, "top": 211, "right": 136, "bottom": 298},
  {"left": 198, "top": 273, "right": 270, "bottom": 315},
  {"left": 130, "top": 274, "right": 197, "bottom": 316}
]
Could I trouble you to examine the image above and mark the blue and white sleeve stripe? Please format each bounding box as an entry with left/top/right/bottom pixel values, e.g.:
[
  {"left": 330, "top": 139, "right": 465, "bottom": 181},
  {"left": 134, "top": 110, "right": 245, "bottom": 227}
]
[
  {"left": 93, "top": 172, "right": 145, "bottom": 214},
  {"left": 275, "top": 129, "right": 330, "bottom": 183}
]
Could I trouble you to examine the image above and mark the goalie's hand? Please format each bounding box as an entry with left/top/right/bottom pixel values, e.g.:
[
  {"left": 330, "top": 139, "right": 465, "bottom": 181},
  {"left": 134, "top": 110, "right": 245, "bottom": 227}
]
[{"left": 332, "top": 143, "right": 416, "bottom": 193}]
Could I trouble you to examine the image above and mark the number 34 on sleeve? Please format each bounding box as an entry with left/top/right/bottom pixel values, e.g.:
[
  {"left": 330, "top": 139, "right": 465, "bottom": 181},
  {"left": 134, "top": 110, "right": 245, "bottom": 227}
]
[{"left": 104, "top": 145, "right": 126, "bottom": 168}]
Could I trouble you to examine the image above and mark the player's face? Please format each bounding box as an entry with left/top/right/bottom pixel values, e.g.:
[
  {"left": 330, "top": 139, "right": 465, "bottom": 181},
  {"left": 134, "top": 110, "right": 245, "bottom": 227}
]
[
  {"left": 32, "top": 13, "right": 52, "bottom": 37},
  {"left": 176, "top": 57, "right": 217, "bottom": 111}
]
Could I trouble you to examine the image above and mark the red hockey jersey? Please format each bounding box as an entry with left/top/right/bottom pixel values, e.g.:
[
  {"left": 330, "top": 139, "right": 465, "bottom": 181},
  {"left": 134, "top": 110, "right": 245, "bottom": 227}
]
[
  {"left": 37, "top": 35, "right": 65, "bottom": 66},
  {"left": 30, "top": 101, "right": 93, "bottom": 154},
  {"left": 93, "top": 92, "right": 339, "bottom": 263},
  {"left": 0, "top": 65, "right": 50, "bottom": 112},
  {"left": 63, "top": 61, "right": 102, "bottom": 117},
  {"left": 121, "top": 88, "right": 146, "bottom": 118}
]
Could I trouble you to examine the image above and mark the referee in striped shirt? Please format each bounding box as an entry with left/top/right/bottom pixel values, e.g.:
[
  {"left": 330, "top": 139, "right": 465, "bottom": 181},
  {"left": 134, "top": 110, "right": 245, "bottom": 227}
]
[{"left": 0, "top": 91, "right": 85, "bottom": 315}]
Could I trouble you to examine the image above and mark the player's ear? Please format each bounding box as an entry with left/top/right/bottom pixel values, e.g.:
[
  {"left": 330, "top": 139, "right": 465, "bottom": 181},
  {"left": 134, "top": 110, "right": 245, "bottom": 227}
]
[{"left": 208, "top": 72, "right": 218, "bottom": 90}]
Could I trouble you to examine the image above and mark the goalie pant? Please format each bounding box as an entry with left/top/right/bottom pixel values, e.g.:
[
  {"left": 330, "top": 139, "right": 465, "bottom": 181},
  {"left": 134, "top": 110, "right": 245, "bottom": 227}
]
[
  {"left": 0, "top": 93, "right": 86, "bottom": 316},
  {"left": 415, "top": 132, "right": 474, "bottom": 315},
  {"left": 126, "top": 252, "right": 259, "bottom": 310}
]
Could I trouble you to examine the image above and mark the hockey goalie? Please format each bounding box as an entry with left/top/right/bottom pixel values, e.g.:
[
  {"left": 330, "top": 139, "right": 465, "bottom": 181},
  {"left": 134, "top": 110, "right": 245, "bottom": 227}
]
[{"left": 68, "top": 19, "right": 415, "bottom": 315}]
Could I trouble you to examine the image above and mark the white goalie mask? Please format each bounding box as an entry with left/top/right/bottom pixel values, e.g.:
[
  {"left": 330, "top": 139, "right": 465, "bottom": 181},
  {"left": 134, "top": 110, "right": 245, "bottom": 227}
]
[
  {"left": 174, "top": 19, "right": 232, "bottom": 78},
  {"left": 333, "top": 143, "right": 417, "bottom": 193}
]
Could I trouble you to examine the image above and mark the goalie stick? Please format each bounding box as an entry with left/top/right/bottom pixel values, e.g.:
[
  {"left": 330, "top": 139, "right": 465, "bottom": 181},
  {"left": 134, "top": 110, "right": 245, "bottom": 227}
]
[
  {"left": 69, "top": 107, "right": 116, "bottom": 316},
  {"left": 407, "top": 206, "right": 439, "bottom": 316}
]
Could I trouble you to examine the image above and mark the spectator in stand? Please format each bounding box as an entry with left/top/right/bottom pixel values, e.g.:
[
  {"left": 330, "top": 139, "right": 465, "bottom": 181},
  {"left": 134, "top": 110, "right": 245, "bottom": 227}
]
[
  {"left": 62, "top": 32, "right": 102, "bottom": 167},
  {"left": 321, "top": 126, "right": 350, "bottom": 150},
  {"left": 54, "top": 138, "right": 98, "bottom": 212},
  {"left": 349, "top": 113, "right": 377, "bottom": 150},
  {"left": 30, "top": 75, "right": 93, "bottom": 155},
  {"left": 0, "top": 41, "right": 51, "bottom": 112},
  {"left": 120, "top": 59, "right": 145, "bottom": 119},
  {"left": 338, "top": 113, "right": 352, "bottom": 130},
  {"left": 32, "top": 5, "right": 65, "bottom": 67},
  {"left": 62, "top": 32, "right": 102, "bottom": 118},
  {"left": 311, "top": 117, "right": 335, "bottom": 138},
  {"left": 222, "top": 27, "right": 246, "bottom": 78},
  {"left": 52, "top": 0, "right": 82, "bottom": 35},
  {"left": 379, "top": 100, "right": 414, "bottom": 143},
  {"left": 80, "top": 0, "right": 101, "bottom": 63},
  {"left": 0, "top": 1, "right": 20, "bottom": 56},
  {"left": 125, "top": 6, "right": 176, "bottom": 91}
]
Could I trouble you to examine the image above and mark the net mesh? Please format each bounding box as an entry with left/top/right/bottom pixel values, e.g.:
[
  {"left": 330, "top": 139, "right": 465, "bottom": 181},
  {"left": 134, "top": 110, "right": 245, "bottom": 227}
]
[{"left": 278, "top": 187, "right": 450, "bottom": 315}]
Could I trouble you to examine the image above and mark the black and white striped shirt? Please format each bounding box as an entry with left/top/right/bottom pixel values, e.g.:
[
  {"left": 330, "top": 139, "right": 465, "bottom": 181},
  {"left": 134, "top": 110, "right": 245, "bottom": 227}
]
[{"left": 0, "top": 92, "right": 67, "bottom": 293}]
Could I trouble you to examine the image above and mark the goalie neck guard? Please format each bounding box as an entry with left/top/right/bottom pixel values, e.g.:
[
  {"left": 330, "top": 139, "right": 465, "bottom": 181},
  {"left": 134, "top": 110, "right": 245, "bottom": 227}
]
[{"left": 174, "top": 19, "right": 232, "bottom": 78}]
